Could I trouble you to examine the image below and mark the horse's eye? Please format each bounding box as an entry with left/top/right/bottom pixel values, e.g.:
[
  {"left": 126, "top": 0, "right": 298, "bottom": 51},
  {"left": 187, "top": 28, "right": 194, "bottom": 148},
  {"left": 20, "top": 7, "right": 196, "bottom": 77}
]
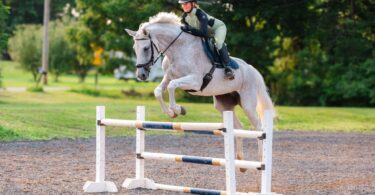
[{"left": 143, "top": 47, "right": 149, "bottom": 51}]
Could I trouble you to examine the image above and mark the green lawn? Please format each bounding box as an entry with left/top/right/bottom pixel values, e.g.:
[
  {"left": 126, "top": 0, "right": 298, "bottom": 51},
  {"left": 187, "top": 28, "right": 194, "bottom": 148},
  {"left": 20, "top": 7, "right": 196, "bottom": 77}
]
[
  {"left": 0, "top": 60, "right": 158, "bottom": 92},
  {"left": 0, "top": 60, "right": 374, "bottom": 142}
]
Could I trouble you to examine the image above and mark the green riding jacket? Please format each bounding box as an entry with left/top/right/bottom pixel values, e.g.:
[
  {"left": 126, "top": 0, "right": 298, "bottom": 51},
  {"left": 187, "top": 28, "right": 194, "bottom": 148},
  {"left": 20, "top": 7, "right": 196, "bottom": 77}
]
[{"left": 181, "top": 8, "right": 227, "bottom": 49}]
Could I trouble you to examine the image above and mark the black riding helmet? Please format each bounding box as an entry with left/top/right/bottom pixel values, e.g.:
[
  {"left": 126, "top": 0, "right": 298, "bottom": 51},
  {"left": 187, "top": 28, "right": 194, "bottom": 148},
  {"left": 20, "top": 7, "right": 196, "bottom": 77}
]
[{"left": 178, "top": 0, "right": 197, "bottom": 3}]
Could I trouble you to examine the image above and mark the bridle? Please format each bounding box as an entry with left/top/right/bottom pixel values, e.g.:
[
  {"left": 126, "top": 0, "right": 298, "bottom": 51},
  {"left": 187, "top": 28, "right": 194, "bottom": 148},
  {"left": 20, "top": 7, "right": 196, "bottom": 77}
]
[{"left": 135, "top": 30, "right": 183, "bottom": 72}]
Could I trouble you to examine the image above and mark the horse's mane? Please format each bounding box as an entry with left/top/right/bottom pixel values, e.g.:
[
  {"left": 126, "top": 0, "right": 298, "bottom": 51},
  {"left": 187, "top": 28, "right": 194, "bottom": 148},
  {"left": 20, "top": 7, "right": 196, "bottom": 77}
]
[{"left": 140, "top": 12, "right": 181, "bottom": 30}]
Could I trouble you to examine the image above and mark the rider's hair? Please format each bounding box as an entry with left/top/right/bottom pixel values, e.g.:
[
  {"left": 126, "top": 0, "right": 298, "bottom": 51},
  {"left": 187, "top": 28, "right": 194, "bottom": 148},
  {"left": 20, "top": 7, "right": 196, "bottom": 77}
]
[{"left": 193, "top": 2, "right": 199, "bottom": 8}]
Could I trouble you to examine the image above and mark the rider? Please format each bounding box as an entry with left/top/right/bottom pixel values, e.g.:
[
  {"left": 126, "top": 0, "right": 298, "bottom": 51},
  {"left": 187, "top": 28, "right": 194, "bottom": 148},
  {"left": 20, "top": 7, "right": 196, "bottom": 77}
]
[{"left": 178, "top": 0, "right": 235, "bottom": 80}]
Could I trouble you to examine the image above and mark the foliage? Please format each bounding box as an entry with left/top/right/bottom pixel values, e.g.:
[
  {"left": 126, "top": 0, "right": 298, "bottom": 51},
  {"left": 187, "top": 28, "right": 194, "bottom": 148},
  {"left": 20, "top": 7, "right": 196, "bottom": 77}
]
[
  {"left": 0, "top": 66, "right": 2, "bottom": 88},
  {"left": 8, "top": 25, "right": 42, "bottom": 82},
  {"left": 74, "top": 0, "right": 172, "bottom": 74},
  {"left": 0, "top": 126, "right": 20, "bottom": 141},
  {"left": 0, "top": 0, "right": 4, "bottom": 86},
  {"left": 65, "top": 20, "right": 94, "bottom": 82},
  {"left": 0, "top": 1, "right": 9, "bottom": 53},
  {"left": 8, "top": 20, "right": 79, "bottom": 84},
  {"left": 49, "top": 19, "right": 76, "bottom": 82},
  {"left": 28, "top": 86, "right": 44, "bottom": 93},
  {"left": 208, "top": 0, "right": 374, "bottom": 106},
  {"left": 2, "top": 0, "right": 75, "bottom": 55},
  {"left": 4, "top": 0, "right": 374, "bottom": 106}
]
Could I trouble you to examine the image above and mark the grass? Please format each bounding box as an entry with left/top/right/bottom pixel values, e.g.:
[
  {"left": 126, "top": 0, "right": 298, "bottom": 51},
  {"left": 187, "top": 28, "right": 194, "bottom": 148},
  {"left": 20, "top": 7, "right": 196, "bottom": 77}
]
[
  {"left": 0, "top": 60, "right": 158, "bottom": 92},
  {"left": 0, "top": 60, "right": 374, "bottom": 142}
]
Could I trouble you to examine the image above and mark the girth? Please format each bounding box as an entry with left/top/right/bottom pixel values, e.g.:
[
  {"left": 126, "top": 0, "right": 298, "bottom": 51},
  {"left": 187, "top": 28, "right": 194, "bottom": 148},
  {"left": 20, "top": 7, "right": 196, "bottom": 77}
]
[{"left": 185, "top": 38, "right": 218, "bottom": 93}]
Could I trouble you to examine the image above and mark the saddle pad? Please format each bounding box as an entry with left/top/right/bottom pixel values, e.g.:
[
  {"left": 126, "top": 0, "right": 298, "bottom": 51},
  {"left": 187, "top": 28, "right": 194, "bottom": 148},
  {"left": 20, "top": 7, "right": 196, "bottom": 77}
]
[{"left": 202, "top": 39, "right": 239, "bottom": 70}]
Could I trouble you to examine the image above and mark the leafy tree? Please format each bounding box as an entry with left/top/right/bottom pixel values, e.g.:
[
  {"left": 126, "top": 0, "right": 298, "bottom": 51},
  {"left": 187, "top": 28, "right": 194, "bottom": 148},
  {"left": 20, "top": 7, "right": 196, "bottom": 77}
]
[
  {"left": 0, "top": 1, "right": 9, "bottom": 87},
  {"left": 315, "top": 0, "right": 375, "bottom": 106},
  {"left": 74, "top": 0, "right": 168, "bottom": 73},
  {"left": 65, "top": 20, "right": 94, "bottom": 83},
  {"left": 208, "top": 0, "right": 315, "bottom": 75},
  {"left": 8, "top": 25, "right": 42, "bottom": 82},
  {"left": 67, "top": 0, "right": 375, "bottom": 106},
  {"left": 209, "top": 0, "right": 374, "bottom": 106},
  {"left": 0, "top": 1, "right": 8, "bottom": 52},
  {"left": 2, "top": 0, "right": 75, "bottom": 58},
  {"left": 8, "top": 20, "right": 78, "bottom": 83},
  {"left": 49, "top": 19, "right": 76, "bottom": 82}
]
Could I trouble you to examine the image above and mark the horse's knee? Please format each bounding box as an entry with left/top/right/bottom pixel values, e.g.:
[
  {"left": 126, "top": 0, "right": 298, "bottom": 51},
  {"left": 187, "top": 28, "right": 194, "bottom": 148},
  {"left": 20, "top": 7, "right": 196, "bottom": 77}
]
[
  {"left": 167, "top": 82, "right": 177, "bottom": 91},
  {"left": 154, "top": 87, "right": 163, "bottom": 98}
]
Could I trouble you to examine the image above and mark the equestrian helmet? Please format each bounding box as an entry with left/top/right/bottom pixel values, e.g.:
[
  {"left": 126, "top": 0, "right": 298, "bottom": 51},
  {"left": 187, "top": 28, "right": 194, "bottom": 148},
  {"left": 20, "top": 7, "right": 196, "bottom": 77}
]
[{"left": 178, "top": 0, "right": 197, "bottom": 4}]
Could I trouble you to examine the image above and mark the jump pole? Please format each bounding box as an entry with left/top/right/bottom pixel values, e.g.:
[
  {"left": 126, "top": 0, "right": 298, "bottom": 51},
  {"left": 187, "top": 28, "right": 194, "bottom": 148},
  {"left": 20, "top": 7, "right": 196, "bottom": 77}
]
[
  {"left": 123, "top": 107, "right": 237, "bottom": 194},
  {"left": 83, "top": 106, "right": 279, "bottom": 194}
]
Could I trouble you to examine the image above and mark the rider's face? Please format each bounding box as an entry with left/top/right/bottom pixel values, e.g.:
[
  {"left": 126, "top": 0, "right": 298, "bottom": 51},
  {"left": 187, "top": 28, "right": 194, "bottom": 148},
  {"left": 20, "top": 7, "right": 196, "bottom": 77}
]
[{"left": 181, "top": 2, "right": 193, "bottom": 13}]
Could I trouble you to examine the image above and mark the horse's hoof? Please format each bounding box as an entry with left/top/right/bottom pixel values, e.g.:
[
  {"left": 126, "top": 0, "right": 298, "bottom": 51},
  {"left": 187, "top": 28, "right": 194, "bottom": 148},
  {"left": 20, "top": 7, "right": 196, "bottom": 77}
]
[
  {"left": 180, "top": 106, "right": 186, "bottom": 115},
  {"left": 170, "top": 113, "right": 178, "bottom": 118},
  {"left": 236, "top": 154, "right": 247, "bottom": 172}
]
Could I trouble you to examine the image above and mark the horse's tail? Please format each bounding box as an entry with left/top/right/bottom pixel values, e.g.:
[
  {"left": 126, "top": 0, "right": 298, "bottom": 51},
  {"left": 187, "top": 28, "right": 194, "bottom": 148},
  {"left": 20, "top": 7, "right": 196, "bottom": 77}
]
[{"left": 254, "top": 70, "right": 276, "bottom": 124}]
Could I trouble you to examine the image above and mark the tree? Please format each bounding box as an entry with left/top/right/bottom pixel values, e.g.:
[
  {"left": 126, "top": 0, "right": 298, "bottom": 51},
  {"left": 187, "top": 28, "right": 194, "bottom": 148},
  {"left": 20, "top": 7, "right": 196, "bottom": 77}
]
[
  {"left": 2, "top": 0, "right": 75, "bottom": 58},
  {"left": 65, "top": 20, "right": 94, "bottom": 83},
  {"left": 73, "top": 0, "right": 169, "bottom": 73},
  {"left": 64, "top": 0, "right": 375, "bottom": 106},
  {"left": 0, "top": 1, "right": 9, "bottom": 87},
  {"left": 49, "top": 19, "right": 76, "bottom": 82},
  {"left": 8, "top": 20, "right": 78, "bottom": 84},
  {"left": 314, "top": 0, "right": 375, "bottom": 106},
  {"left": 8, "top": 25, "right": 42, "bottom": 82},
  {"left": 0, "top": 1, "right": 8, "bottom": 54}
]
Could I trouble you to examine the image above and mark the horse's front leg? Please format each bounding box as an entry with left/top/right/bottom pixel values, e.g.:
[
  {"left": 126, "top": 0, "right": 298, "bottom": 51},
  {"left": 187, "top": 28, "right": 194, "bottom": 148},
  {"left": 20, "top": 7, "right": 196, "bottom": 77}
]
[
  {"left": 154, "top": 75, "right": 175, "bottom": 118},
  {"left": 167, "top": 75, "right": 201, "bottom": 117}
]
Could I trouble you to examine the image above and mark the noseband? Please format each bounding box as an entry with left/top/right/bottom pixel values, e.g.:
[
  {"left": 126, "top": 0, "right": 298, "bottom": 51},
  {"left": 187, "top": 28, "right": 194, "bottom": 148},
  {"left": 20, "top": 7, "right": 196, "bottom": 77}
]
[
  {"left": 135, "top": 35, "right": 159, "bottom": 71},
  {"left": 135, "top": 30, "right": 183, "bottom": 71}
]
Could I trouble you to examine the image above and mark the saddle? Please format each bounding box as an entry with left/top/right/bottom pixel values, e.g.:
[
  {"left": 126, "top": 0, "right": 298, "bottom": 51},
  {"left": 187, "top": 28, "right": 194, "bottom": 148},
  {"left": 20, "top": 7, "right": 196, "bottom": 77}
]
[
  {"left": 186, "top": 38, "right": 239, "bottom": 92},
  {"left": 201, "top": 38, "right": 239, "bottom": 70}
]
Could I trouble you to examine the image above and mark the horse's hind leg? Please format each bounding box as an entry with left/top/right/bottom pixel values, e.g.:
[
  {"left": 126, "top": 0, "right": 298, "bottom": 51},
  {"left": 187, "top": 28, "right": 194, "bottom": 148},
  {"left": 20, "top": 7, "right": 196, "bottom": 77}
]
[
  {"left": 239, "top": 89, "right": 262, "bottom": 130},
  {"left": 214, "top": 93, "right": 247, "bottom": 172},
  {"left": 239, "top": 89, "right": 264, "bottom": 188}
]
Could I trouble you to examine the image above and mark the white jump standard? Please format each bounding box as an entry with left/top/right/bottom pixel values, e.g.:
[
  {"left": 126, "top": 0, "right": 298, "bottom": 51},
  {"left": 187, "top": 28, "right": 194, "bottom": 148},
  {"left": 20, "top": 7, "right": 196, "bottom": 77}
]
[
  {"left": 83, "top": 106, "right": 278, "bottom": 195},
  {"left": 83, "top": 106, "right": 118, "bottom": 193}
]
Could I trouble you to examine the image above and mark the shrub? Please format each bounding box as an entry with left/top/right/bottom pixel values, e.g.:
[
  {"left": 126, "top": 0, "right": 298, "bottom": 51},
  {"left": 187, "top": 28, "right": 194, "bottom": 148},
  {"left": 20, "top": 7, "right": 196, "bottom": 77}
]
[{"left": 8, "top": 25, "right": 42, "bottom": 82}]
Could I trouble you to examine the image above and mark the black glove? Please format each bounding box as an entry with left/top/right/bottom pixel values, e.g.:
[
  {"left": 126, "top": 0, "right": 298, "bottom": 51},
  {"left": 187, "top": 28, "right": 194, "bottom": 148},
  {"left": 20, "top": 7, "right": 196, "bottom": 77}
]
[{"left": 181, "top": 25, "right": 191, "bottom": 32}]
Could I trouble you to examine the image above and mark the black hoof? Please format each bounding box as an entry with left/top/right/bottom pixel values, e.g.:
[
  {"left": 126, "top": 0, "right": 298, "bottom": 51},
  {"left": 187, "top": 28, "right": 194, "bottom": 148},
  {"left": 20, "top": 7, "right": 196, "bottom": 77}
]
[
  {"left": 171, "top": 113, "right": 178, "bottom": 118},
  {"left": 180, "top": 106, "right": 187, "bottom": 115}
]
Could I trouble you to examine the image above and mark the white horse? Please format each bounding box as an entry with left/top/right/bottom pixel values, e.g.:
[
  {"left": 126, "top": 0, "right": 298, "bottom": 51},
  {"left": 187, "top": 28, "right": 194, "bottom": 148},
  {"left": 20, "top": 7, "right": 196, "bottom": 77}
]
[{"left": 126, "top": 12, "right": 274, "bottom": 169}]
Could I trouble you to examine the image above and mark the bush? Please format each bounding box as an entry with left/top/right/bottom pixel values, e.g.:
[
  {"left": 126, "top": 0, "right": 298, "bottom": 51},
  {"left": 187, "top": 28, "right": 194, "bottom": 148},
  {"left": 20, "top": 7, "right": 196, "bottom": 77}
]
[
  {"left": 28, "top": 86, "right": 44, "bottom": 93},
  {"left": 0, "top": 66, "right": 2, "bottom": 88},
  {"left": 0, "top": 2, "right": 8, "bottom": 53},
  {"left": 49, "top": 19, "right": 76, "bottom": 82},
  {"left": 8, "top": 25, "right": 42, "bottom": 82},
  {"left": 8, "top": 20, "right": 79, "bottom": 84}
]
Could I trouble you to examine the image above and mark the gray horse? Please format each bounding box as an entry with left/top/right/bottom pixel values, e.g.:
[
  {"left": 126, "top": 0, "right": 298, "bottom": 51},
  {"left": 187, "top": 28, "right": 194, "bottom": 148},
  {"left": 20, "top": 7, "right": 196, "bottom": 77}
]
[{"left": 126, "top": 12, "right": 274, "bottom": 169}]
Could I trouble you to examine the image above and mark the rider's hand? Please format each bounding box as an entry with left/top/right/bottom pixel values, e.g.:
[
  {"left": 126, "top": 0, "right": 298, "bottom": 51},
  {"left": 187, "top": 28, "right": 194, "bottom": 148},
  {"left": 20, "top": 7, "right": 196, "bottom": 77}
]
[{"left": 181, "top": 25, "right": 191, "bottom": 32}]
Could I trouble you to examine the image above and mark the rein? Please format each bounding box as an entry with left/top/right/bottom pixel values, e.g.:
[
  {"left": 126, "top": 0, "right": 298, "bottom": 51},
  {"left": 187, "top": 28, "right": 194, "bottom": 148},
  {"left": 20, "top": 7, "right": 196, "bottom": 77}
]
[{"left": 135, "top": 30, "right": 183, "bottom": 70}]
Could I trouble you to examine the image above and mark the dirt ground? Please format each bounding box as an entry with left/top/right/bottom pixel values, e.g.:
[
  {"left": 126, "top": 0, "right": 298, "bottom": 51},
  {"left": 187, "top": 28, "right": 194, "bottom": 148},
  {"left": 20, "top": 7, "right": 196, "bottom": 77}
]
[{"left": 0, "top": 131, "right": 374, "bottom": 195}]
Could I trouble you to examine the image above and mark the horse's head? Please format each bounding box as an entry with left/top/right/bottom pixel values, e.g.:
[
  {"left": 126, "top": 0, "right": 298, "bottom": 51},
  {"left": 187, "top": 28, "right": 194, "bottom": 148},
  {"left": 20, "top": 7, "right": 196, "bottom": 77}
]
[
  {"left": 125, "top": 28, "right": 159, "bottom": 81},
  {"left": 125, "top": 12, "right": 183, "bottom": 81}
]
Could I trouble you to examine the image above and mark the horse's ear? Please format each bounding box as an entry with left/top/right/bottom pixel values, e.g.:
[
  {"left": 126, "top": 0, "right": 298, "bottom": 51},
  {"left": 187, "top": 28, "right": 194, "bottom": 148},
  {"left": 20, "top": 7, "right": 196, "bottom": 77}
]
[{"left": 125, "top": 29, "right": 137, "bottom": 37}]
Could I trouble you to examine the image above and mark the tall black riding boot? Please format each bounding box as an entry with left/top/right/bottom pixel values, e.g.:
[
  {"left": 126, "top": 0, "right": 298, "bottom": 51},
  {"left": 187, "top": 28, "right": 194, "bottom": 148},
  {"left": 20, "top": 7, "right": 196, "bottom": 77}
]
[{"left": 218, "top": 44, "right": 235, "bottom": 80}]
